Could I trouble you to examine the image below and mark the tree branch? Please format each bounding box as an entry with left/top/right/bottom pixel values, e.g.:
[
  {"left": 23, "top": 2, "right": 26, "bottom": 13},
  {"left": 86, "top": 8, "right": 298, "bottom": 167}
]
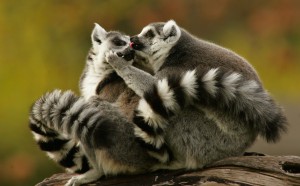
[{"left": 36, "top": 153, "right": 300, "bottom": 186}]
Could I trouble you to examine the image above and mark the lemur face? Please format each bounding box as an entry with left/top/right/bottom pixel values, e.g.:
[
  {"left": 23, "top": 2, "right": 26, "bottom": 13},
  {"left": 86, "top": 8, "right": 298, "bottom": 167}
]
[
  {"left": 92, "top": 23, "right": 135, "bottom": 61},
  {"left": 130, "top": 20, "right": 181, "bottom": 65}
]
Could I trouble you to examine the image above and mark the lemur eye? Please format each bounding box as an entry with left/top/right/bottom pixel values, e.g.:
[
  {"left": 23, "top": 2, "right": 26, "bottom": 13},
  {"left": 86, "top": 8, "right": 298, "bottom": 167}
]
[
  {"left": 93, "top": 36, "right": 101, "bottom": 44},
  {"left": 144, "top": 30, "right": 155, "bottom": 38},
  {"left": 112, "top": 38, "right": 126, "bottom": 46}
]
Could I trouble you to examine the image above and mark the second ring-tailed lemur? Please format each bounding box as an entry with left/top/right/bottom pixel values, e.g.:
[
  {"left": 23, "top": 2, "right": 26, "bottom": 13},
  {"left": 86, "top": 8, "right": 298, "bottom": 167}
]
[
  {"left": 105, "top": 19, "right": 288, "bottom": 167},
  {"left": 29, "top": 24, "right": 158, "bottom": 185}
]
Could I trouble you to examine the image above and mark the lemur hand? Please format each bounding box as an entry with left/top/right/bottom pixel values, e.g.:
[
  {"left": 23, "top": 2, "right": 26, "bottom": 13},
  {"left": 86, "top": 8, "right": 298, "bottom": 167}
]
[{"left": 105, "top": 51, "right": 134, "bottom": 70}]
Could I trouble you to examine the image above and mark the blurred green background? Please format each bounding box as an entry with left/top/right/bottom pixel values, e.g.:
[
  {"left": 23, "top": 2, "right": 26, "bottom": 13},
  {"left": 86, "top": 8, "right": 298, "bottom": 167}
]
[{"left": 0, "top": 0, "right": 299, "bottom": 185}]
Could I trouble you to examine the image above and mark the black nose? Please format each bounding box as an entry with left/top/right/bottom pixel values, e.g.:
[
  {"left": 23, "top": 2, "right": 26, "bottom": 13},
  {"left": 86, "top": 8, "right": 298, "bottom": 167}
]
[{"left": 129, "top": 36, "right": 144, "bottom": 50}]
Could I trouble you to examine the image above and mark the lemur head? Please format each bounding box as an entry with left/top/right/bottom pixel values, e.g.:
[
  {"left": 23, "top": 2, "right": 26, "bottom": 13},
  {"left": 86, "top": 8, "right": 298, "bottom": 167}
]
[
  {"left": 91, "top": 23, "right": 135, "bottom": 62},
  {"left": 130, "top": 20, "right": 181, "bottom": 72}
]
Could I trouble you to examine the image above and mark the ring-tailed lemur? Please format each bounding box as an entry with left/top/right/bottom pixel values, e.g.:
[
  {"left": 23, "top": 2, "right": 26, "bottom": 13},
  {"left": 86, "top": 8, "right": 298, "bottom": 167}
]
[
  {"left": 30, "top": 24, "right": 138, "bottom": 174},
  {"left": 105, "top": 20, "right": 288, "bottom": 169},
  {"left": 29, "top": 24, "right": 160, "bottom": 185}
]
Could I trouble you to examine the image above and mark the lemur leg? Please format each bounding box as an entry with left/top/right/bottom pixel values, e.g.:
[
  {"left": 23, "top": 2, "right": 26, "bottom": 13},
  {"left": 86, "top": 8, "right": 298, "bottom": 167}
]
[{"left": 65, "top": 168, "right": 103, "bottom": 186}]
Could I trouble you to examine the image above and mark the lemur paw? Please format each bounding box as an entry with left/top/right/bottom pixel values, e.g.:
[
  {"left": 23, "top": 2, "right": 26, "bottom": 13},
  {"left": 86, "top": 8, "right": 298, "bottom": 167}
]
[
  {"left": 65, "top": 174, "right": 99, "bottom": 186},
  {"left": 65, "top": 169, "right": 102, "bottom": 186},
  {"left": 65, "top": 176, "right": 81, "bottom": 186},
  {"left": 105, "top": 51, "right": 133, "bottom": 70},
  {"left": 105, "top": 51, "right": 119, "bottom": 63}
]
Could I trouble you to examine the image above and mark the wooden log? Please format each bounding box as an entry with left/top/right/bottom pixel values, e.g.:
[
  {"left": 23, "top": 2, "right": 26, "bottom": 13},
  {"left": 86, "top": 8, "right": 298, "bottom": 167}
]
[{"left": 36, "top": 153, "right": 300, "bottom": 186}]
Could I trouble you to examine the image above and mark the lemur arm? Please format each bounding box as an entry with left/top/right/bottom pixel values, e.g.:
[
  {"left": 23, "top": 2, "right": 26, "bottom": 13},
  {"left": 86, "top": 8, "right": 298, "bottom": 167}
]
[{"left": 105, "top": 51, "right": 157, "bottom": 97}]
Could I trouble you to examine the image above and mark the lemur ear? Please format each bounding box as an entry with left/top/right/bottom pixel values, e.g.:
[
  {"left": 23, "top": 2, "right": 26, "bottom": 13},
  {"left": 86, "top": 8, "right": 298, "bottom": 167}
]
[
  {"left": 163, "top": 20, "right": 181, "bottom": 43},
  {"left": 91, "top": 23, "right": 107, "bottom": 45}
]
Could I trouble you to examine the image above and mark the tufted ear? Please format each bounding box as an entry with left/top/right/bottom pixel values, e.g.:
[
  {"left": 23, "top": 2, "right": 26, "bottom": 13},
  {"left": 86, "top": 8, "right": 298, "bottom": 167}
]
[
  {"left": 91, "top": 23, "right": 107, "bottom": 45},
  {"left": 162, "top": 20, "right": 181, "bottom": 43}
]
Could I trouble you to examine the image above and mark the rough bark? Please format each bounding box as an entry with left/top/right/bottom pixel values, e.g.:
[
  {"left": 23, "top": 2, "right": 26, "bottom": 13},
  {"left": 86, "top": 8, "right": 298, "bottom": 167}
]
[{"left": 36, "top": 153, "right": 300, "bottom": 186}]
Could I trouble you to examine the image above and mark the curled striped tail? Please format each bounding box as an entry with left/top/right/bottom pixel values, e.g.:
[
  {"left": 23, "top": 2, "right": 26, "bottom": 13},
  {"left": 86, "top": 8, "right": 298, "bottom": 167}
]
[
  {"left": 133, "top": 67, "right": 287, "bottom": 163},
  {"left": 29, "top": 90, "right": 91, "bottom": 173}
]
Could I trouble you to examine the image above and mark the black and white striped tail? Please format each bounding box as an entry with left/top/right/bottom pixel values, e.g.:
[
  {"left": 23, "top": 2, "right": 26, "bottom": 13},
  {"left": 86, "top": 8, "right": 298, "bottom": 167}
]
[
  {"left": 133, "top": 67, "right": 287, "bottom": 163},
  {"left": 29, "top": 90, "right": 91, "bottom": 173}
]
